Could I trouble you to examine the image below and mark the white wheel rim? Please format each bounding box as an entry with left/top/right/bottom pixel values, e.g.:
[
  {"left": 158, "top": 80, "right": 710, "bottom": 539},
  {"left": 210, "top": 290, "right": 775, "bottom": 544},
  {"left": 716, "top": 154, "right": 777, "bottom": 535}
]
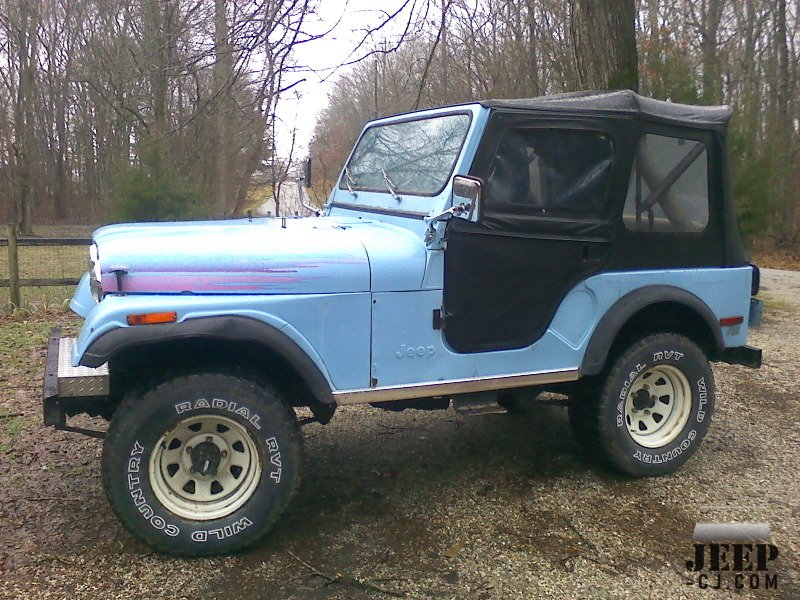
[
  {"left": 149, "top": 415, "right": 262, "bottom": 521},
  {"left": 624, "top": 365, "right": 692, "bottom": 448}
]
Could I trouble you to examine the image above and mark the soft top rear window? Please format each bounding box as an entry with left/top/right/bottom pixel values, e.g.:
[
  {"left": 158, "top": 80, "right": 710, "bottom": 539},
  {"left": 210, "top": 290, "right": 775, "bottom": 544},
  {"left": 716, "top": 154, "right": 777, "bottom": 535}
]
[
  {"left": 623, "top": 134, "right": 709, "bottom": 233},
  {"left": 341, "top": 113, "right": 472, "bottom": 197}
]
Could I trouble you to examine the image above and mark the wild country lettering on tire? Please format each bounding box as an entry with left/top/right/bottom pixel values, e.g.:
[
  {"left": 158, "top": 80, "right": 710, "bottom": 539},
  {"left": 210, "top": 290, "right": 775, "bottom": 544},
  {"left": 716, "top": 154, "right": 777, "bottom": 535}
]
[
  {"left": 615, "top": 350, "right": 709, "bottom": 463},
  {"left": 124, "top": 399, "right": 283, "bottom": 542}
]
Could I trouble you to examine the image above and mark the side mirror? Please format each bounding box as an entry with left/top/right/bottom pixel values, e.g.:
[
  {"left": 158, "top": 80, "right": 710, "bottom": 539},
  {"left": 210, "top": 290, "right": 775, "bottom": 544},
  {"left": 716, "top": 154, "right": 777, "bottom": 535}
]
[
  {"left": 424, "top": 176, "right": 483, "bottom": 245},
  {"left": 452, "top": 175, "right": 482, "bottom": 222}
]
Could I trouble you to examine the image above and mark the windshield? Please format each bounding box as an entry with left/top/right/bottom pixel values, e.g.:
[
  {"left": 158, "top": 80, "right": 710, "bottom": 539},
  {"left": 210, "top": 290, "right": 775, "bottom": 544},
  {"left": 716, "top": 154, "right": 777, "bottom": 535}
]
[{"left": 340, "top": 112, "right": 472, "bottom": 197}]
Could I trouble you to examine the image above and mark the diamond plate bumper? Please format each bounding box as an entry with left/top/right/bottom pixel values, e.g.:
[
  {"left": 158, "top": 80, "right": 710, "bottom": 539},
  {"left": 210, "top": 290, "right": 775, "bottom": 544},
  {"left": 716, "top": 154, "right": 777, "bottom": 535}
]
[
  {"left": 43, "top": 328, "right": 110, "bottom": 430},
  {"left": 56, "top": 336, "right": 109, "bottom": 397}
]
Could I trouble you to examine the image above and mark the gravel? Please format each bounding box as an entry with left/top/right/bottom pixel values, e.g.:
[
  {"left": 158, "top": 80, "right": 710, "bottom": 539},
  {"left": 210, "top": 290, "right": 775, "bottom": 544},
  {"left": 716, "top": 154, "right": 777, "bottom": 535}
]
[{"left": 0, "top": 271, "right": 797, "bottom": 599}]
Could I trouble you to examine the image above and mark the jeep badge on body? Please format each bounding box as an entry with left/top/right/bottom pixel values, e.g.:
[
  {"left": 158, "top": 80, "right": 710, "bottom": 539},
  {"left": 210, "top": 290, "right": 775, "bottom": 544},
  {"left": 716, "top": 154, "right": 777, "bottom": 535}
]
[{"left": 43, "top": 91, "right": 763, "bottom": 556}]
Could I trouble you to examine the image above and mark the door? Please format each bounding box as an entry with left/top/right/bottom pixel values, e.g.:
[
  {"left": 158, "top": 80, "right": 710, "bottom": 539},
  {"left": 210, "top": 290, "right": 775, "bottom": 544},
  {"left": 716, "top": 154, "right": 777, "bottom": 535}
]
[{"left": 443, "top": 120, "right": 621, "bottom": 354}]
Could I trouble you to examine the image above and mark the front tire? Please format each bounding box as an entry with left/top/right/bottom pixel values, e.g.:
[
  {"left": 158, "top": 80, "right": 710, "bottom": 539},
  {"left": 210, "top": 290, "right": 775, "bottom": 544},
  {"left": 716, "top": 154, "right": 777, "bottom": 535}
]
[
  {"left": 569, "top": 334, "right": 715, "bottom": 476},
  {"left": 102, "top": 373, "right": 302, "bottom": 556}
]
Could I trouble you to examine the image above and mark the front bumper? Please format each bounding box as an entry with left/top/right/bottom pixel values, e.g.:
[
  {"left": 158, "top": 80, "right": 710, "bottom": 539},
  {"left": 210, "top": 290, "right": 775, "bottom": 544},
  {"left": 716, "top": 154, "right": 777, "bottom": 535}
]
[{"left": 43, "top": 328, "right": 110, "bottom": 436}]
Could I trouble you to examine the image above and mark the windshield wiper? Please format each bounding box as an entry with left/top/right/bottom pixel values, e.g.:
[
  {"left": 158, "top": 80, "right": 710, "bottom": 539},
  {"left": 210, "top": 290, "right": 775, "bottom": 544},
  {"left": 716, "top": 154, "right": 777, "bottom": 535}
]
[
  {"left": 344, "top": 167, "right": 358, "bottom": 197},
  {"left": 382, "top": 168, "right": 402, "bottom": 201}
]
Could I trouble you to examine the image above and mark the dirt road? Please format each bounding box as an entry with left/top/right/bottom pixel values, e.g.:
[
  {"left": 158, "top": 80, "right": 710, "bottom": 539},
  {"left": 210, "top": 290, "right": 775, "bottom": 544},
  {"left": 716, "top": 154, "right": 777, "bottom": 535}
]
[{"left": 0, "top": 271, "right": 797, "bottom": 599}]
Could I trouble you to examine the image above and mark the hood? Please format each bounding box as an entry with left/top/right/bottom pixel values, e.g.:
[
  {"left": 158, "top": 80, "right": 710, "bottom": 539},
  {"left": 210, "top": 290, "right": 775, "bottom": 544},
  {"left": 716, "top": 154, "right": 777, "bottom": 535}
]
[{"left": 93, "top": 216, "right": 427, "bottom": 295}]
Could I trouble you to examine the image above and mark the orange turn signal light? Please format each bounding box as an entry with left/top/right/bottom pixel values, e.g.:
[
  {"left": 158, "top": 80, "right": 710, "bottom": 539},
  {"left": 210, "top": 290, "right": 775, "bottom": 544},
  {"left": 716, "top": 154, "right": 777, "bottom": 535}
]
[
  {"left": 127, "top": 311, "right": 178, "bottom": 326},
  {"left": 719, "top": 316, "right": 744, "bottom": 327}
]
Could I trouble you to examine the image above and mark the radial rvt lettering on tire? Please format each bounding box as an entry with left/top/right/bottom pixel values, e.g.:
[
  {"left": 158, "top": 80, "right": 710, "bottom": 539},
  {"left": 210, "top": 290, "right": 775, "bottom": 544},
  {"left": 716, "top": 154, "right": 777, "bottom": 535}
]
[
  {"left": 570, "top": 334, "right": 715, "bottom": 476},
  {"left": 102, "top": 373, "right": 302, "bottom": 556}
]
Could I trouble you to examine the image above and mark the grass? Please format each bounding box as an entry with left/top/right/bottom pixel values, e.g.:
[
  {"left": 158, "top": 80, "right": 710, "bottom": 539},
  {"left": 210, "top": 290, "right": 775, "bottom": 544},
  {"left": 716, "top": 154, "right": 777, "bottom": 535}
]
[
  {"left": 3, "top": 416, "right": 25, "bottom": 437},
  {"left": 0, "top": 310, "right": 81, "bottom": 456},
  {"left": 759, "top": 292, "right": 794, "bottom": 313},
  {"left": 0, "top": 316, "right": 71, "bottom": 368},
  {"left": 0, "top": 415, "right": 26, "bottom": 455}
]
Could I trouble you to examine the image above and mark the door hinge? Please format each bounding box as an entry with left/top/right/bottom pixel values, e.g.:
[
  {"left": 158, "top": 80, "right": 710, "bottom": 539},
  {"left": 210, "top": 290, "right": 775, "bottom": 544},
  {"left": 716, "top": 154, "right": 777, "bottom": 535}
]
[{"left": 433, "top": 309, "right": 446, "bottom": 330}]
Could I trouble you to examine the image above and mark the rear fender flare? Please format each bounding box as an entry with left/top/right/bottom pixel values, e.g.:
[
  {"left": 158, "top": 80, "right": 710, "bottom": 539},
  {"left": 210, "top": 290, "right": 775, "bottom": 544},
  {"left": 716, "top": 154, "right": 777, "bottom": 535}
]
[{"left": 580, "top": 285, "right": 724, "bottom": 376}]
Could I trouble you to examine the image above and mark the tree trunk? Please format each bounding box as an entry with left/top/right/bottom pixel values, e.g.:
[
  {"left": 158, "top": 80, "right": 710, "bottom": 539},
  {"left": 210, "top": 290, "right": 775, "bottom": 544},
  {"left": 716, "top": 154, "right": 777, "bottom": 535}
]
[
  {"left": 774, "top": 0, "right": 794, "bottom": 240},
  {"left": 776, "top": 0, "right": 789, "bottom": 126},
  {"left": 232, "top": 136, "right": 264, "bottom": 216},
  {"left": 13, "top": 0, "right": 39, "bottom": 235},
  {"left": 141, "top": 0, "right": 171, "bottom": 177},
  {"left": 526, "top": 0, "right": 541, "bottom": 96},
  {"left": 213, "top": 0, "right": 233, "bottom": 215},
  {"left": 741, "top": 0, "right": 759, "bottom": 143},
  {"left": 701, "top": 0, "right": 723, "bottom": 104},
  {"left": 53, "top": 74, "right": 70, "bottom": 220},
  {"left": 569, "top": 0, "right": 639, "bottom": 92}
]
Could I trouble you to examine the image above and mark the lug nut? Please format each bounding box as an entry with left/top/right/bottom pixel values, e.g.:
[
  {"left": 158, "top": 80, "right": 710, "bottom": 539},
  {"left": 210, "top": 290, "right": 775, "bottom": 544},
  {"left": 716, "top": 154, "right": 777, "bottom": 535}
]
[
  {"left": 221, "top": 450, "right": 228, "bottom": 458},
  {"left": 206, "top": 436, "right": 213, "bottom": 443},
  {"left": 186, "top": 446, "right": 192, "bottom": 453}
]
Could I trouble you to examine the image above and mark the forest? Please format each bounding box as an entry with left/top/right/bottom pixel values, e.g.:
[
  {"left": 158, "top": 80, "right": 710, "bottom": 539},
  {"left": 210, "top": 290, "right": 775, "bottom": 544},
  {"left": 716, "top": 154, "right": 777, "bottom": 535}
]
[
  {"left": 0, "top": 0, "right": 798, "bottom": 248},
  {"left": 0, "top": 0, "right": 315, "bottom": 231},
  {"left": 311, "top": 0, "right": 798, "bottom": 246}
]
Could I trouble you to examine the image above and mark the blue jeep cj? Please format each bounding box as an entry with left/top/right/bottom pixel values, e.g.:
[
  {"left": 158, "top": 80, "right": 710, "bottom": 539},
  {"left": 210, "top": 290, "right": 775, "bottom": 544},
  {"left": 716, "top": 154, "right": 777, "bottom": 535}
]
[{"left": 44, "top": 91, "right": 763, "bottom": 556}]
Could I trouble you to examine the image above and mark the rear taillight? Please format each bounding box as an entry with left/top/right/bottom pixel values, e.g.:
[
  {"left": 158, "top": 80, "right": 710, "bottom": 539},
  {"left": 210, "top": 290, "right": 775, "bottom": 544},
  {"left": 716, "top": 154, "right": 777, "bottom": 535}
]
[{"left": 720, "top": 316, "right": 744, "bottom": 327}]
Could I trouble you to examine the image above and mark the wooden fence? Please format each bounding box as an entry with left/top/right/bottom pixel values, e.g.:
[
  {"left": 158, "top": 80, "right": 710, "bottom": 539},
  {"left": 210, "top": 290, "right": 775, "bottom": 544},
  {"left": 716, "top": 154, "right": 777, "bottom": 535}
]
[{"left": 0, "top": 224, "right": 90, "bottom": 307}]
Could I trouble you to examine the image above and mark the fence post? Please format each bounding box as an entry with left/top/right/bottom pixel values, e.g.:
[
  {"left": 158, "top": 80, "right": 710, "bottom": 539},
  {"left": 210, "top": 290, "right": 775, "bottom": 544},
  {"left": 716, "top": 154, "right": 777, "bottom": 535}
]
[{"left": 7, "top": 223, "right": 20, "bottom": 308}]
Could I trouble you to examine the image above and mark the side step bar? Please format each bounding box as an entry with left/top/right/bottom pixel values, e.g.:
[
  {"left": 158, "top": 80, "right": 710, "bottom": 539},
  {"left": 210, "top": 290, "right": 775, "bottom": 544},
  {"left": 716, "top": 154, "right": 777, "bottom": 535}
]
[
  {"left": 452, "top": 392, "right": 507, "bottom": 416},
  {"left": 334, "top": 368, "right": 579, "bottom": 405}
]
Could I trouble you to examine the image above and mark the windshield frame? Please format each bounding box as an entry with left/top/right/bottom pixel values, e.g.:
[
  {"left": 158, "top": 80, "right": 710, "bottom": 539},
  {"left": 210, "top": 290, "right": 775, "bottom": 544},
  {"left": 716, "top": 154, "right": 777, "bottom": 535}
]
[{"left": 337, "top": 110, "right": 474, "bottom": 199}]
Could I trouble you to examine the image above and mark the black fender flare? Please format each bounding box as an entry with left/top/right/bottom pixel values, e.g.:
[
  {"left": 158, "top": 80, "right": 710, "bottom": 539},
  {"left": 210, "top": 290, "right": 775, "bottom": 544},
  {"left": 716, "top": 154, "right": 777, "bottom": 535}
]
[
  {"left": 80, "top": 315, "right": 335, "bottom": 404},
  {"left": 580, "top": 285, "right": 724, "bottom": 377}
]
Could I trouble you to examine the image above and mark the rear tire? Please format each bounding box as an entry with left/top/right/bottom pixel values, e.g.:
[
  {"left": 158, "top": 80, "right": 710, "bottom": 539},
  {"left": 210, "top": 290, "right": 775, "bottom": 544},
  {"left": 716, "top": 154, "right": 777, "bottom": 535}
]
[
  {"left": 569, "top": 334, "right": 714, "bottom": 476},
  {"left": 102, "top": 373, "right": 302, "bottom": 556}
]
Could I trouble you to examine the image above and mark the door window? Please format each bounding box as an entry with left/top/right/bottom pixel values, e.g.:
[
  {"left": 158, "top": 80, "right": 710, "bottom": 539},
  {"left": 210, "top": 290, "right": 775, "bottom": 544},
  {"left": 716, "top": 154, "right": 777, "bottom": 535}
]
[{"left": 485, "top": 128, "right": 614, "bottom": 216}]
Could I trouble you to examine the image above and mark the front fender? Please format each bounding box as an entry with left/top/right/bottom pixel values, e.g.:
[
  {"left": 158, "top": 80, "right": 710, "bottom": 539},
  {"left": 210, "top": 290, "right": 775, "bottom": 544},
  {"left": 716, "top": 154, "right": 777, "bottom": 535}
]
[
  {"left": 82, "top": 315, "right": 335, "bottom": 405},
  {"left": 69, "top": 273, "right": 95, "bottom": 318},
  {"left": 74, "top": 295, "right": 341, "bottom": 404}
]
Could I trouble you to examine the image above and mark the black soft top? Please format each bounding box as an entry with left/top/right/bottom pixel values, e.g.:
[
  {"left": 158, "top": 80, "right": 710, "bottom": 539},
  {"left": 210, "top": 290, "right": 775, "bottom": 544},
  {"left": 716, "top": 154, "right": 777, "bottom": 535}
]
[{"left": 481, "top": 90, "right": 732, "bottom": 130}]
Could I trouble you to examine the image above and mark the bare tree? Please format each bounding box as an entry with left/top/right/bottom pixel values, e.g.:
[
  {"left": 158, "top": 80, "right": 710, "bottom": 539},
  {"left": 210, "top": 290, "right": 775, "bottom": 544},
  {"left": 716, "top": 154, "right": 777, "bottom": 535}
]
[
  {"left": 310, "top": 0, "right": 800, "bottom": 245},
  {"left": 0, "top": 0, "right": 797, "bottom": 243}
]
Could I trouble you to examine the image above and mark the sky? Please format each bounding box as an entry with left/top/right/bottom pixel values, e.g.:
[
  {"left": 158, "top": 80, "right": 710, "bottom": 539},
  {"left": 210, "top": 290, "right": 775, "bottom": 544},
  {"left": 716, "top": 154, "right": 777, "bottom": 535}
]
[{"left": 273, "top": 0, "right": 415, "bottom": 158}]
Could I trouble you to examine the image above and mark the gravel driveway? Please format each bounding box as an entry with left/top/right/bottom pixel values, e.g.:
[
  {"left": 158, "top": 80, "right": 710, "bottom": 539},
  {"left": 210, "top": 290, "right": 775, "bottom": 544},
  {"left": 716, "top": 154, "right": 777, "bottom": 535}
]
[
  {"left": 760, "top": 268, "right": 800, "bottom": 307},
  {"left": 0, "top": 271, "right": 797, "bottom": 599}
]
